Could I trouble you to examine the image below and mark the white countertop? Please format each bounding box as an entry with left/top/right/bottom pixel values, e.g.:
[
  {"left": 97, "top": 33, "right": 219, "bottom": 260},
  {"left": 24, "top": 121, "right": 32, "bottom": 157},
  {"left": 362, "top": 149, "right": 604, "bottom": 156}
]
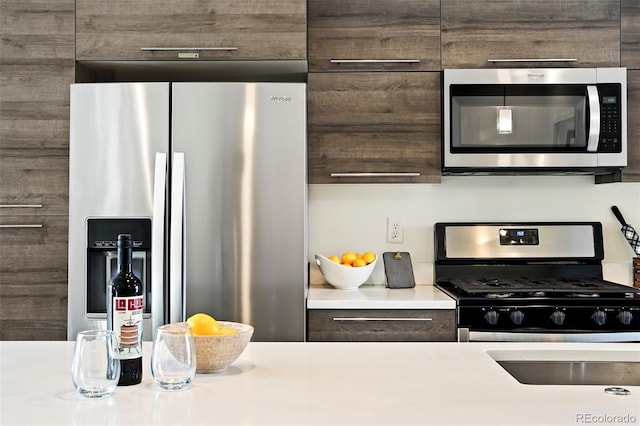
[
  {"left": 2, "top": 341, "right": 639, "bottom": 426},
  {"left": 307, "top": 284, "right": 455, "bottom": 309}
]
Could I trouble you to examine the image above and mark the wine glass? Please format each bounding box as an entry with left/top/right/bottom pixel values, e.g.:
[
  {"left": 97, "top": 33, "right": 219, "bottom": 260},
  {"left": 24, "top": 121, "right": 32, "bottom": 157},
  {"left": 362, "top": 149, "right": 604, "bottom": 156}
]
[
  {"left": 71, "top": 330, "right": 120, "bottom": 398},
  {"left": 151, "top": 322, "right": 196, "bottom": 390}
]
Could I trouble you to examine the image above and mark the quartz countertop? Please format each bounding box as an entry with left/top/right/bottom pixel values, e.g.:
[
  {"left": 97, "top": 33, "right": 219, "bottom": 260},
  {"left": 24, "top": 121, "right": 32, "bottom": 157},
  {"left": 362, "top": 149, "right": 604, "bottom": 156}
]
[
  {"left": 307, "top": 284, "right": 455, "bottom": 309},
  {"left": 2, "top": 341, "right": 639, "bottom": 426}
]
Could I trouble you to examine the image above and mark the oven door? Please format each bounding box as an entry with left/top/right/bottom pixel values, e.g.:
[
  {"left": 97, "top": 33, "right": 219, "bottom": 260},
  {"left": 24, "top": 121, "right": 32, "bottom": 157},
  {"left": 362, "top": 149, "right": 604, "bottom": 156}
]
[{"left": 460, "top": 329, "right": 640, "bottom": 343}]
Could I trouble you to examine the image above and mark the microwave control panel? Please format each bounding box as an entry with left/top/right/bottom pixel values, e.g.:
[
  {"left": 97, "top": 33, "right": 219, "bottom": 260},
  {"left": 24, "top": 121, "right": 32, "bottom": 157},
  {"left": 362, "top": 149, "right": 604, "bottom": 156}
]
[{"left": 597, "top": 84, "right": 621, "bottom": 153}]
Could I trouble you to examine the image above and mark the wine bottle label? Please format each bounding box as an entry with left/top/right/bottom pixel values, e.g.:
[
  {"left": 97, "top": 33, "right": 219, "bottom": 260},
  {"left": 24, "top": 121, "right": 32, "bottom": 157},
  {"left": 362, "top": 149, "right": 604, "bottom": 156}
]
[{"left": 112, "top": 296, "right": 143, "bottom": 359}]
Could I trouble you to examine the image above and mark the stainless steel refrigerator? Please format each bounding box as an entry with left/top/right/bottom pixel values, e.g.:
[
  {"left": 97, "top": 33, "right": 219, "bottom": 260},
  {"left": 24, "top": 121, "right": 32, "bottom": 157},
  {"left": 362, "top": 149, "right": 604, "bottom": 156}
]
[{"left": 67, "top": 82, "right": 307, "bottom": 342}]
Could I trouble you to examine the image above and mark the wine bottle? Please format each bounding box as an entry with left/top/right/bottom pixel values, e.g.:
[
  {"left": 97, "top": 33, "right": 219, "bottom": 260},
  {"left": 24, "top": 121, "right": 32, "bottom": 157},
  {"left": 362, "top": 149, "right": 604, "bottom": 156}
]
[{"left": 107, "top": 233, "right": 143, "bottom": 386}]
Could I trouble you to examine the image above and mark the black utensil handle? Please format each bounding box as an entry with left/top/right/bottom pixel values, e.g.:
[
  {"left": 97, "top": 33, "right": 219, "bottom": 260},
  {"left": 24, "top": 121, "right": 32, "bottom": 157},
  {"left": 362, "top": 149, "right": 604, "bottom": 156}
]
[{"left": 611, "top": 206, "right": 628, "bottom": 226}]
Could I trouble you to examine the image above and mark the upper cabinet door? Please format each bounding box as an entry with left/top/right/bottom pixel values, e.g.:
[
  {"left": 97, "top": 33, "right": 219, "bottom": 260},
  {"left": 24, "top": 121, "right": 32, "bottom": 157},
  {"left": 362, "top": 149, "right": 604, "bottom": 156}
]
[
  {"left": 308, "top": 72, "right": 441, "bottom": 184},
  {"left": 441, "top": 0, "right": 620, "bottom": 68},
  {"left": 308, "top": 0, "right": 441, "bottom": 72},
  {"left": 622, "top": 71, "right": 640, "bottom": 182},
  {"left": 622, "top": 0, "right": 640, "bottom": 69},
  {"left": 76, "top": 0, "right": 306, "bottom": 61},
  {"left": 1, "top": 0, "right": 74, "bottom": 215}
]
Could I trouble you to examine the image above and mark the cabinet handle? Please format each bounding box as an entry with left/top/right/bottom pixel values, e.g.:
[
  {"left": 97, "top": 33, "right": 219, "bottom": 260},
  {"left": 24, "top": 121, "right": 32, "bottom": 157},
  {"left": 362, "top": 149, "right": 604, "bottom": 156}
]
[
  {"left": 487, "top": 58, "right": 577, "bottom": 63},
  {"left": 330, "top": 59, "right": 420, "bottom": 64},
  {"left": 140, "top": 47, "right": 238, "bottom": 51},
  {"left": 0, "top": 224, "right": 43, "bottom": 229},
  {"left": 0, "top": 204, "right": 43, "bottom": 208},
  {"left": 330, "top": 173, "right": 421, "bottom": 178},
  {"left": 332, "top": 317, "right": 433, "bottom": 322}
]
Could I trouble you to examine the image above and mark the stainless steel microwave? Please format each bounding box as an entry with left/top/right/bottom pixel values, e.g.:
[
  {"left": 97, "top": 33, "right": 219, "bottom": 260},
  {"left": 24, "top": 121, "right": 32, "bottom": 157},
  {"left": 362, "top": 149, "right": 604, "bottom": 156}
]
[{"left": 442, "top": 68, "right": 627, "bottom": 175}]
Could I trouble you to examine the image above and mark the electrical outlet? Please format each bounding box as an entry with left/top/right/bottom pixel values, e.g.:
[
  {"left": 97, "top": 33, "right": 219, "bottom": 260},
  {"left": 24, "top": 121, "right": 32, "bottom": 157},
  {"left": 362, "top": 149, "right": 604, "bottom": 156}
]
[{"left": 387, "top": 217, "right": 404, "bottom": 243}]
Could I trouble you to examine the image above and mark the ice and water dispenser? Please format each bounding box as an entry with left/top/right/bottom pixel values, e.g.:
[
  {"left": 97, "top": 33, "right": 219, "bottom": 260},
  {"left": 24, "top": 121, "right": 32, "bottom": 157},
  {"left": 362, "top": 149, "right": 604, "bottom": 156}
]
[{"left": 85, "top": 218, "right": 152, "bottom": 320}]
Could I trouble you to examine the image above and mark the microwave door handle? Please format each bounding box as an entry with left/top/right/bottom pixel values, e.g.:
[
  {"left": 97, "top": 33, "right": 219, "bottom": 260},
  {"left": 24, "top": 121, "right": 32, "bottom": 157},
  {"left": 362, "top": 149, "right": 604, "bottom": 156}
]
[
  {"left": 151, "top": 152, "right": 167, "bottom": 330},
  {"left": 586, "top": 85, "right": 600, "bottom": 152},
  {"left": 169, "top": 152, "right": 186, "bottom": 323}
]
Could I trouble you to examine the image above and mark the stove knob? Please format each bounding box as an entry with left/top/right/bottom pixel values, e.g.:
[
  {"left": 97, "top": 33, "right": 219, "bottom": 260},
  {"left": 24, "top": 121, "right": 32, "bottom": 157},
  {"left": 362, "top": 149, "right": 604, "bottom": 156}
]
[
  {"left": 484, "top": 310, "right": 499, "bottom": 325},
  {"left": 617, "top": 310, "right": 633, "bottom": 325},
  {"left": 550, "top": 310, "right": 566, "bottom": 326},
  {"left": 591, "top": 310, "right": 607, "bottom": 326},
  {"left": 509, "top": 310, "right": 525, "bottom": 325}
]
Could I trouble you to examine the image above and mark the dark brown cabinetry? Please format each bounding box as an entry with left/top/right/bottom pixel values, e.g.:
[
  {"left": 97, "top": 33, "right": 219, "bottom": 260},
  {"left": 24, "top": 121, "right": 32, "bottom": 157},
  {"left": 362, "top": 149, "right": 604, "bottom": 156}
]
[
  {"left": 441, "top": 0, "right": 621, "bottom": 68},
  {"left": 621, "top": 1, "right": 640, "bottom": 182},
  {"left": 76, "top": 0, "right": 306, "bottom": 61},
  {"left": 0, "top": 217, "right": 69, "bottom": 339},
  {"left": 307, "top": 309, "right": 456, "bottom": 342},
  {"left": 307, "top": 1, "right": 441, "bottom": 184},
  {"left": 308, "top": 0, "right": 440, "bottom": 72},
  {"left": 308, "top": 72, "right": 441, "bottom": 184},
  {"left": 623, "top": 71, "right": 640, "bottom": 182},
  {"left": 622, "top": 0, "right": 640, "bottom": 69},
  {"left": 0, "top": 0, "right": 74, "bottom": 340}
]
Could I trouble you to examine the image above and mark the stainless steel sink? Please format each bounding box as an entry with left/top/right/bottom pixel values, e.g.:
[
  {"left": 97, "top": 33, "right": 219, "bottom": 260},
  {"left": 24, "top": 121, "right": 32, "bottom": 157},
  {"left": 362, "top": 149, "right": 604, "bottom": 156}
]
[
  {"left": 496, "top": 360, "right": 640, "bottom": 385},
  {"left": 487, "top": 350, "right": 640, "bottom": 386}
]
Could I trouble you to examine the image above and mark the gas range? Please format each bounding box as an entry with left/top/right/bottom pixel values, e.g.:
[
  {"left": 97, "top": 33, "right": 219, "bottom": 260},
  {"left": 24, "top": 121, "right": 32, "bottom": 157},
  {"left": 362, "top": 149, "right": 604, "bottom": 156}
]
[{"left": 434, "top": 222, "right": 640, "bottom": 342}]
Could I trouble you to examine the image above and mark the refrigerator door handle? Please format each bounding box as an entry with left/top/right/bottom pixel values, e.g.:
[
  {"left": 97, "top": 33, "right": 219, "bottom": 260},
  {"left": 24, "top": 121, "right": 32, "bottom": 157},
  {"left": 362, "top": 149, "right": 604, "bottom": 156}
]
[
  {"left": 151, "top": 153, "right": 167, "bottom": 331},
  {"left": 169, "top": 152, "right": 186, "bottom": 323}
]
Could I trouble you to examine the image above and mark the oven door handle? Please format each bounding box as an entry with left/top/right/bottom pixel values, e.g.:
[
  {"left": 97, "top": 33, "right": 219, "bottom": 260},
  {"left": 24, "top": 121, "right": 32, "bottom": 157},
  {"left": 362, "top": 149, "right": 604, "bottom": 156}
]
[{"left": 586, "top": 85, "right": 600, "bottom": 153}]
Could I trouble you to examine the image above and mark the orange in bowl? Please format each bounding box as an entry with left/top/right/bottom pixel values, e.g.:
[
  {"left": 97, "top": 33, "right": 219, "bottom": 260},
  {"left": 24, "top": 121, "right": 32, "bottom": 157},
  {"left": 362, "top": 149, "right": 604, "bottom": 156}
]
[
  {"left": 192, "top": 321, "right": 253, "bottom": 373},
  {"left": 315, "top": 253, "right": 377, "bottom": 290}
]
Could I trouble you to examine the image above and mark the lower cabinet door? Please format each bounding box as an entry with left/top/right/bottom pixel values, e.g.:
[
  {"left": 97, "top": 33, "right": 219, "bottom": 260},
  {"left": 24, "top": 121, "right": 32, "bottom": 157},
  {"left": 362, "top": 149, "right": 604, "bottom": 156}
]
[
  {"left": 307, "top": 309, "right": 456, "bottom": 342},
  {"left": 0, "top": 215, "right": 68, "bottom": 340}
]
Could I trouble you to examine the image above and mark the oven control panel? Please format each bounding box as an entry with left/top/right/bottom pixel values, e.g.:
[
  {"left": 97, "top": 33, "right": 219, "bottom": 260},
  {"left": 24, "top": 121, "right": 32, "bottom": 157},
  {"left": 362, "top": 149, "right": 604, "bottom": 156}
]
[
  {"left": 438, "top": 223, "right": 600, "bottom": 259},
  {"left": 499, "top": 228, "right": 539, "bottom": 246}
]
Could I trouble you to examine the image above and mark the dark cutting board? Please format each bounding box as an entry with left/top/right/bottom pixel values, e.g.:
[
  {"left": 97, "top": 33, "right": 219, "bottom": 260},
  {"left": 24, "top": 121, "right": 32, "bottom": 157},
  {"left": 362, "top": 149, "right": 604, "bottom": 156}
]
[{"left": 383, "top": 251, "right": 416, "bottom": 288}]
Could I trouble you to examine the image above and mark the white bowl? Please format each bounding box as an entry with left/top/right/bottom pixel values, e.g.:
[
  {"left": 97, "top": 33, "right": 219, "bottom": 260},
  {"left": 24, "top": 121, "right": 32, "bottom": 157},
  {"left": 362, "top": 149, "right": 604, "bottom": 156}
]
[
  {"left": 315, "top": 254, "right": 377, "bottom": 290},
  {"left": 192, "top": 321, "right": 253, "bottom": 373}
]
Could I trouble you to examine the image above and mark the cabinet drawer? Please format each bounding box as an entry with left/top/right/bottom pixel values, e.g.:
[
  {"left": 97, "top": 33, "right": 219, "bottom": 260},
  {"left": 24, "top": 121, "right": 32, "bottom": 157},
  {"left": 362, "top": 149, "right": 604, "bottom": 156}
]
[
  {"left": 0, "top": 215, "right": 68, "bottom": 340},
  {"left": 76, "top": 0, "right": 306, "bottom": 61},
  {"left": 0, "top": 151, "right": 69, "bottom": 216},
  {"left": 441, "top": 0, "right": 620, "bottom": 68},
  {"left": 308, "top": 72, "right": 441, "bottom": 184},
  {"left": 307, "top": 309, "right": 456, "bottom": 342},
  {"left": 308, "top": 0, "right": 440, "bottom": 72}
]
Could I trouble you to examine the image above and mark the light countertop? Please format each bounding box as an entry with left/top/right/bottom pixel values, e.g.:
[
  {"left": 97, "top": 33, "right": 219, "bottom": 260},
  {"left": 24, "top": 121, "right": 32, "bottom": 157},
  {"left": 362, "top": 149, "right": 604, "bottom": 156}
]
[
  {"left": 307, "top": 284, "right": 455, "bottom": 309},
  {"left": 2, "top": 341, "right": 639, "bottom": 426}
]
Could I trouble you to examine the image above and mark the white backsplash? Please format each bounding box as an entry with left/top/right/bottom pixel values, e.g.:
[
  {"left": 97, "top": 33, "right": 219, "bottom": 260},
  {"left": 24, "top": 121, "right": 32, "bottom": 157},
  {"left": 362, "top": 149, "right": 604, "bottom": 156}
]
[{"left": 308, "top": 175, "right": 640, "bottom": 286}]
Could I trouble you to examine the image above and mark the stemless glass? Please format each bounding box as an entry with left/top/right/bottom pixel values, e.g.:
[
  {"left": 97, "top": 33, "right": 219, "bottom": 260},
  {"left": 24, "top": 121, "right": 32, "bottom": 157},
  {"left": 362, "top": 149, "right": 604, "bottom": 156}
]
[
  {"left": 151, "top": 322, "right": 196, "bottom": 390},
  {"left": 71, "top": 330, "right": 120, "bottom": 398}
]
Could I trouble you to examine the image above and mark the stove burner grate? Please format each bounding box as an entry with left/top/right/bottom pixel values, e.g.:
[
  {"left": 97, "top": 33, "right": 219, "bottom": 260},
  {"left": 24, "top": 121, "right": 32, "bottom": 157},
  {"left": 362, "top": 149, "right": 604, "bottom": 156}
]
[{"left": 445, "top": 276, "right": 639, "bottom": 298}]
